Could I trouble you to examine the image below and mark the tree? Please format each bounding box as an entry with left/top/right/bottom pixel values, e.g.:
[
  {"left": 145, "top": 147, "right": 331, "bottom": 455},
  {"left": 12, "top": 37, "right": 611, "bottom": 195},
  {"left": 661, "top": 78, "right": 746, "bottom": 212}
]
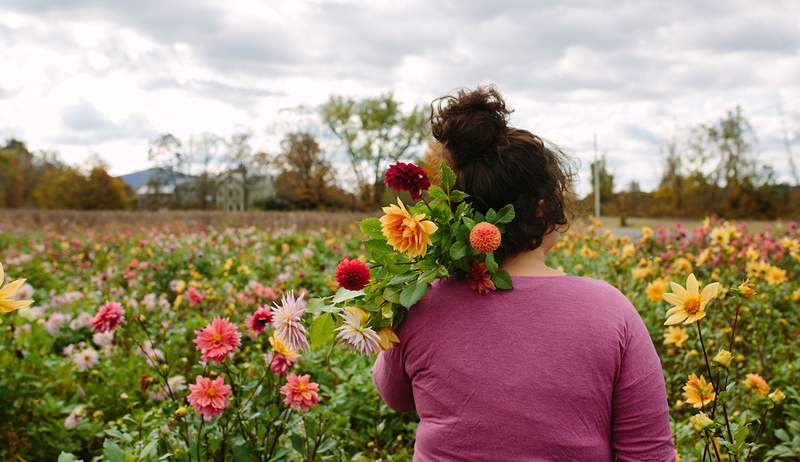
[
  {"left": 81, "top": 167, "right": 132, "bottom": 210},
  {"left": 187, "top": 133, "right": 223, "bottom": 209},
  {"left": 321, "top": 93, "right": 427, "bottom": 206},
  {"left": 274, "top": 132, "right": 333, "bottom": 209},
  {"left": 224, "top": 131, "right": 269, "bottom": 210},
  {"left": 585, "top": 155, "right": 614, "bottom": 213},
  {"left": 147, "top": 133, "right": 185, "bottom": 206}
]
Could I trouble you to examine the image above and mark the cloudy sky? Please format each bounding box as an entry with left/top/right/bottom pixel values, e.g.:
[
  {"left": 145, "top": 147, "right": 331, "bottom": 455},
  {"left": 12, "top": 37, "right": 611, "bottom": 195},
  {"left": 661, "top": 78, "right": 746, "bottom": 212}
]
[{"left": 1, "top": 0, "right": 799, "bottom": 195}]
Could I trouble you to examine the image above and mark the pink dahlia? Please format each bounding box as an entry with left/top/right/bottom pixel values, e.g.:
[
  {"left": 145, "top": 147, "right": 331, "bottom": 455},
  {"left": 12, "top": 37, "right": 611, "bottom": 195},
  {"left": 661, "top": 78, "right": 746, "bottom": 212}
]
[
  {"left": 91, "top": 301, "right": 125, "bottom": 333},
  {"left": 187, "top": 375, "right": 231, "bottom": 421},
  {"left": 246, "top": 305, "right": 273, "bottom": 335},
  {"left": 384, "top": 162, "right": 431, "bottom": 200},
  {"left": 335, "top": 258, "right": 370, "bottom": 291},
  {"left": 468, "top": 260, "right": 496, "bottom": 295},
  {"left": 186, "top": 287, "right": 204, "bottom": 306},
  {"left": 271, "top": 292, "right": 309, "bottom": 352},
  {"left": 280, "top": 373, "right": 320, "bottom": 411},
  {"left": 194, "top": 317, "right": 241, "bottom": 362}
]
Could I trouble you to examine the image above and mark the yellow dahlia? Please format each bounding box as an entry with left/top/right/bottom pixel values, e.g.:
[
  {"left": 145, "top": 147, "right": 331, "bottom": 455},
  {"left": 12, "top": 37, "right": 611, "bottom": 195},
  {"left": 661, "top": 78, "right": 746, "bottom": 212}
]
[
  {"left": 683, "top": 374, "right": 715, "bottom": 408},
  {"left": 646, "top": 279, "right": 667, "bottom": 302},
  {"left": 663, "top": 326, "right": 689, "bottom": 347},
  {"left": 380, "top": 198, "right": 438, "bottom": 258},
  {"left": 743, "top": 373, "right": 770, "bottom": 398},
  {"left": 0, "top": 263, "right": 34, "bottom": 314},
  {"left": 663, "top": 273, "right": 720, "bottom": 325}
]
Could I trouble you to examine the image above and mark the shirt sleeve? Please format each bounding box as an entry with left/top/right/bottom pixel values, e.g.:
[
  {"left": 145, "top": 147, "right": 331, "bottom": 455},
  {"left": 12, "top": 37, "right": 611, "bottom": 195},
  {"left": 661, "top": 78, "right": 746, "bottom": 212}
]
[
  {"left": 372, "top": 343, "right": 416, "bottom": 412},
  {"left": 611, "top": 303, "right": 675, "bottom": 461}
]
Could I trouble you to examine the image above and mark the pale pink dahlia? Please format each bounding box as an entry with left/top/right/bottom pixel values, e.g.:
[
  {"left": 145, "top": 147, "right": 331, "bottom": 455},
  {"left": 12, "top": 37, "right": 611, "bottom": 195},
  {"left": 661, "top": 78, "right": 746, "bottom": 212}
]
[
  {"left": 187, "top": 375, "right": 231, "bottom": 421},
  {"left": 91, "top": 301, "right": 125, "bottom": 333},
  {"left": 194, "top": 317, "right": 241, "bottom": 362},
  {"left": 271, "top": 292, "right": 309, "bottom": 351},
  {"left": 280, "top": 373, "right": 320, "bottom": 411}
]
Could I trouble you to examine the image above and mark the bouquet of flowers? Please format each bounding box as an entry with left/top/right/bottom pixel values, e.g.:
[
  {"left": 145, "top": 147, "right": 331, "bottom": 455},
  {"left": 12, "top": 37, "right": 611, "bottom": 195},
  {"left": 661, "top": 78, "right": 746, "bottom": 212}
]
[{"left": 304, "top": 161, "right": 515, "bottom": 355}]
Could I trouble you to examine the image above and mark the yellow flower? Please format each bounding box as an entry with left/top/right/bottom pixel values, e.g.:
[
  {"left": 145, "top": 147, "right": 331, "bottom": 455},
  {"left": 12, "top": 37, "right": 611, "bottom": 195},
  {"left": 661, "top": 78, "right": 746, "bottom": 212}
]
[
  {"left": 713, "top": 349, "right": 732, "bottom": 367},
  {"left": 737, "top": 281, "right": 756, "bottom": 298},
  {"left": 380, "top": 198, "right": 438, "bottom": 258},
  {"left": 376, "top": 326, "right": 400, "bottom": 351},
  {"left": 663, "top": 274, "right": 720, "bottom": 325},
  {"left": 745, "top": 246, "right": 760, "bottom": 261},
  {"left": 764, "top": 266, "right": 787, "bottom": 285},
  {"left": 743, "top": 373, "right": 770, "bottom": 398},
  {"left": 621, "top": 244, "right": 636, "bottom": 259},
  {"left": 269, "top": 333, "right": 299, "bottom": 361},
  {"left": 646, "top": 280, "right": 667, "bottom": 302},
  {"left": 689, "top": 412, "right": 714, "bottom": 432},
  {"left": 769, "top": 389, "right": 786, "bottom": 404},
  {"left": 641, "top": 226, "right": 653, "bottom": 241},
  {"left": 792, "top": 290, "right": 800, "bottom": 302},
  {"left": 671, "top": 257, "right": 693, "bottom": 275},
  {"left": 663, "top": 326, "right": 689, "bottom": 347},
  {"left": 0, "top": 263, "right": 34, "bottom": 314},
  {"left": 683, "top": 374, "right": 715, "bottom": 408},
  {"left": 580, "top": 245, "right": 597, "bottom": 259}
]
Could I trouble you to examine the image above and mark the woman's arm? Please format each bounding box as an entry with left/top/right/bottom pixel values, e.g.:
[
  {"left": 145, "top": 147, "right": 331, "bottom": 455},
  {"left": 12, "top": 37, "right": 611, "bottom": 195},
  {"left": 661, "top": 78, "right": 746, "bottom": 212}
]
[
  {"left": 372, "top": 345, "right": 416, "bottom": 412},
  {"left": 611, "top": 305, "right": 675, "bottom": 461}
]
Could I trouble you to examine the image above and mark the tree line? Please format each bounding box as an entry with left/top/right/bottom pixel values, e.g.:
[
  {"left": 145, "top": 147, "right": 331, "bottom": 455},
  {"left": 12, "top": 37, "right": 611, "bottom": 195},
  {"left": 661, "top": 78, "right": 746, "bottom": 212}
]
[{"left": 1, "top": 96, "right": 797, "bottom": 218}]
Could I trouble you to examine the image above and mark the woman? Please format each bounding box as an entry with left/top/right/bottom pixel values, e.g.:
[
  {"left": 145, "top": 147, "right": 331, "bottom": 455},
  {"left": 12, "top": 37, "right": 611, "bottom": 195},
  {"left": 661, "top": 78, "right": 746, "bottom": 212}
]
[{"left": 372, "top": 86, "right": 674, "bottom": 461}]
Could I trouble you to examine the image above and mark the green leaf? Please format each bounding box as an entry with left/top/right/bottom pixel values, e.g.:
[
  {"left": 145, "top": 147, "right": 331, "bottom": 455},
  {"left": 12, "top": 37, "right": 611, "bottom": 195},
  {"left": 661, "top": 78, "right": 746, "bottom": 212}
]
[
  {"left": 427, "top": 185, "right": 448, "bottom": 201},
  {"left": 383, "top": 286, "right": 400, "bottom": 303},
  {"left": 102, "top": 440, "right": 125, "bottom": 462},
  {"left": 449, "top": 241, "right": 466, "bottom": 260},
  {"left": 291, "top": 434, "right": 306, "bottom": 454},
  {"left": 418, "top": 268, "right": 439, "bottom": 285},
  {"left": 462, "top": 216, "right": 476, "bottom": 230},
  {"left": 359, "top": 217, "right": 383, "bottom": 239},
  {"left": 440, "top": 163, "right": 456, "bottom": 192},
  {"left": 388, "top": 273, "right": 417, "bottom": 285},
  {"left": 493, "top": 270, "right": 513, "bottom": 290},
  {"left": 58, "top": 453, "right": 78, "bottom": 462},
  {"left": 309, "top": 313, "right": 335, "bottom": 350},
  {"left": 400, "top": 282, "right": 428, "bottom": 308},
  {"left": 332, "top": 288, "right": 364, "bottom": 303},
  {"left": 485, "top": 208, "right": 497, "bottom": 223},
  {"left": 485, "top": 252, "right": 498, "bottom": 273},
  {"left": 450, "top": 190, "right": 469, "bottom": 203},
  {"left": 364, "top": 239, "right": 393, "bottom": 256},
  {"left": 495, "top": 204, "right": 515, "bottom": 224}
]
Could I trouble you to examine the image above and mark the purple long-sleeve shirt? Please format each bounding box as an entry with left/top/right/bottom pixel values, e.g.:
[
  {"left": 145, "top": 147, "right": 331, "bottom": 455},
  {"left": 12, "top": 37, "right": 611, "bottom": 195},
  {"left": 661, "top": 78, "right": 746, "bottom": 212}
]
[{"left": 373, "top": 275, "right": 675, "bottom": 461}]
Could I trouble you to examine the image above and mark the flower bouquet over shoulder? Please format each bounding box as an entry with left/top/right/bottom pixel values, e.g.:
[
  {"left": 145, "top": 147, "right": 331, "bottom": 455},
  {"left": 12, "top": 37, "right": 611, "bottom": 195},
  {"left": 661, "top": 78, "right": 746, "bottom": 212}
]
[{"left": 305, "top": 161, "right": 515, "bottom": 354}]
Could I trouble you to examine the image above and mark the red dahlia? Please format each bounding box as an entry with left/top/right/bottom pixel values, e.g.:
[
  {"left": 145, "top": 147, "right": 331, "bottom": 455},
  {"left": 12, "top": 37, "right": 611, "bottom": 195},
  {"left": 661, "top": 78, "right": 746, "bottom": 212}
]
[
  {"left": 468, "top": 260, "right": 496, "bottom": 295},
  {"left": 335, "top": 258, "right": 371, "bottom": 291},
  {"left": 384, "top": 162, "right": 431, "bottom": 200}
]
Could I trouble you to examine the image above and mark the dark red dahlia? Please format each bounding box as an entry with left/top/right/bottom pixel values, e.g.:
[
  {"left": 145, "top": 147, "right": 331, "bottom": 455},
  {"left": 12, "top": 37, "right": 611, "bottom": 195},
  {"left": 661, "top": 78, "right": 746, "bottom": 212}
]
[
  {"left": 384, "top": 162, "right": 431, "bottom": 200},
  {"left": 246, "top": 306, "right": 273, "bottom": 335},
  {"left": 468, "top": 260, "right": 496, "bottom": 295},
  {"left": 335, "top": 258, "right": 371, "bottom": 291}
]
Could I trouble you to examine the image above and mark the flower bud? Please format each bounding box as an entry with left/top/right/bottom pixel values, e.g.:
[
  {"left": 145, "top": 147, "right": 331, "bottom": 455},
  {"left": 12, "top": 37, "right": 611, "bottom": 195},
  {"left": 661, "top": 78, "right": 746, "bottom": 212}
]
[
  {"left": 689, "top": 412, "right": 714, "bottom": 432},
  {"left": 737, "top": 281, "right": 756, "bottom": 298},
  {"left": 769, "top": 389, "right": 786, "bottom": 404},
  {"left": 713, "top": 350, "right": 732, "bottom": 367}
]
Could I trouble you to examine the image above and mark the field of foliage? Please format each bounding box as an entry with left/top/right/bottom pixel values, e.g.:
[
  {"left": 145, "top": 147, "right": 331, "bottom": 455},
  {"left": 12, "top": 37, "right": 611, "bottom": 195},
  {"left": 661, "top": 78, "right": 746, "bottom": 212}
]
[{"left": 0, "top": 216, "right": 798, "bottom": 461}]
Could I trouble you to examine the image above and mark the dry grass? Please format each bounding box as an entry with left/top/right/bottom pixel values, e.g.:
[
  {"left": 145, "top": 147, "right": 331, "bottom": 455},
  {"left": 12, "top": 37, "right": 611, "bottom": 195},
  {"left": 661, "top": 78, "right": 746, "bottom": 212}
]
[
  {"left": 0, "top": 209, "right": 372, "bottom": 234},
  {"left": 594, "top": 216, "right": 790, "bottom": 233}
]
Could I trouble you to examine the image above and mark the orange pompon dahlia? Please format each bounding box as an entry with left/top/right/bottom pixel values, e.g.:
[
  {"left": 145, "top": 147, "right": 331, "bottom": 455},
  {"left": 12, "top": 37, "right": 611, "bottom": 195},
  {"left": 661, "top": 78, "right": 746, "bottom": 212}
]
[
  {"left": 469, "top": 222, "right": 501, "bottom": 253},
  {"left": 380, "top": 198, "right": 438, "bottom": 258}
]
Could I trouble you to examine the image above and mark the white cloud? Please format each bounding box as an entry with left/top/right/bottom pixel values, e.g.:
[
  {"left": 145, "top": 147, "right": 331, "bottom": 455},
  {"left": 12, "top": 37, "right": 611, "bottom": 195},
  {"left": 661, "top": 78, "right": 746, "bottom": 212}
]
[{"left": 0, "top": 0, "right": 798, "bottom": 197}]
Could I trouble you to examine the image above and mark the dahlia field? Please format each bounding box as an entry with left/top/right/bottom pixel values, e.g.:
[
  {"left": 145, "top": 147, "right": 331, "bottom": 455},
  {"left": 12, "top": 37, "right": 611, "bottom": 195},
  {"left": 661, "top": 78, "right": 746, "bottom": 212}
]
[{"left": 1, "top": 217, "right": 798, "bottom": 461}]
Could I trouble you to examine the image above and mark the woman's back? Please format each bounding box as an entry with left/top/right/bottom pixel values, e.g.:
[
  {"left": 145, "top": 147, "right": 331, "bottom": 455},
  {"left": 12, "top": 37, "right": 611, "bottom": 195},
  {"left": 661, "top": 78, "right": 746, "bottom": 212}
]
[{"left": 373, "top": 275, "right": 675, "bottom": 461}]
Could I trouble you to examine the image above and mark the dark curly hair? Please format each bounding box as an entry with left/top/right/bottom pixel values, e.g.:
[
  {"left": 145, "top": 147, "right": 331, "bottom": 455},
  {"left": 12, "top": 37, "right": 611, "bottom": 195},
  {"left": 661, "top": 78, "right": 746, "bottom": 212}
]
[{"left": 430, "top": 85, "right": 575, "bottom": 261}]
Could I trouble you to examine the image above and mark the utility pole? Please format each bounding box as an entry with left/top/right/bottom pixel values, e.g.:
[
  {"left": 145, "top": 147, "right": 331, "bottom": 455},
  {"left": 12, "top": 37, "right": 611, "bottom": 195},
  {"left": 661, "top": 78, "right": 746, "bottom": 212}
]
[
  {"left": 593, "top": 133, "right": 601, "bottom": 218},
  {"left": 777, "top": 100, "right": 799, "bottom": 184}
]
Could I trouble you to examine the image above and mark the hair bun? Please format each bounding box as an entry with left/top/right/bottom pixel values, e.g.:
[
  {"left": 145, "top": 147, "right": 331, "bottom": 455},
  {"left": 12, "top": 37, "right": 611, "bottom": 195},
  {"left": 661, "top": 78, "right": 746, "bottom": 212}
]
[{"left": 430, "top": 85, "right": 512, "bottom": 167}]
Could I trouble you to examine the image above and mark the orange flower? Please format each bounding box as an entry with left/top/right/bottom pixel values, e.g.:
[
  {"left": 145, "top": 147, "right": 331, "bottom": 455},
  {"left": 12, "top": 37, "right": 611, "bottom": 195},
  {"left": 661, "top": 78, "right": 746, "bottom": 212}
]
[
  {"left": 380, "top": 198, "right": 438, "bottom": 258},
  {"left": 744, "top": 373, "right": 770, "bottom": 398},
  {"left": 683, "top": 374, "right": 715, "bottom": 408}
]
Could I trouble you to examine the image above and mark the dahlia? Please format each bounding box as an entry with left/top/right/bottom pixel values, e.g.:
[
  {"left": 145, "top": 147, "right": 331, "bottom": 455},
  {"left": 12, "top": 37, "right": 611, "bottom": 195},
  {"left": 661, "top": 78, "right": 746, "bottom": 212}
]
[
  {"left": 186, "top": 287, "right": 204, "bottom": 306},
  {"left": 383, "top": 162, "right": 431, "bottom": 200},
  {"left": 280, "top": 373, "right": 320, "bottom": 411},
  {"left": 335, "top": 258, "right": 371, "bottom": 291},
  {"left": 380, "top": 198, "right": 438, "bottom": 258},
  {"left": 246, "top": 305, "right": 273, "bottom": 335},
  {"left": 335, "top": 307, "right": 382, "bottom": 354},
  {"left": 187, "top": 375, "right": 231, "bottom": 421},
  {"left": 683, "top": 374, "right": 715, "bottom": 408},
  {"left": 271, "top": 291, "right": 309, "bottom": 352},
  {"left": 268, "top": 334, "right": 298, "bottom": 375},
  {"left": 469, "top": 222, "right": 501, "bottom": 253},
  {"left": 662, "top": 326, "right": 689, "bottom": 347},
  {"left": 743, "top": 373, "right": 770, "bottom": 398},
  {"left": 663, "top": 274, "right": 720, "bottom": 325},
  {"left": 0, "top": 262, "right": 33, "bottom": 314},
  {"left": 468, "top": 260, "right": 496, "bottom": 295},
  {"left": 91, "top": 301, "right": 125, "bottom": 333},
  {"left": 194, "top": 317, "right": 241, "bottom": 362}
]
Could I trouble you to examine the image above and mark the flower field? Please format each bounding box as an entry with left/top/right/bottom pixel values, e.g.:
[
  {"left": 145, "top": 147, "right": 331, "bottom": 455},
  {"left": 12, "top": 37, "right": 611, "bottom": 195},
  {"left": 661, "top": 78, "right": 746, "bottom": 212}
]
[{"left": 1, "top": 217, "right": 798, "bottom": 461}]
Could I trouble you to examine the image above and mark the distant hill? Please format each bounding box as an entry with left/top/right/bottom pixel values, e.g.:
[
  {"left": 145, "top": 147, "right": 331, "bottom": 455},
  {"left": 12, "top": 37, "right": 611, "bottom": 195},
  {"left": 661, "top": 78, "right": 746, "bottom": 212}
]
[{"left": 118, "top": 168, "right": 192, "bottom": 193}]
